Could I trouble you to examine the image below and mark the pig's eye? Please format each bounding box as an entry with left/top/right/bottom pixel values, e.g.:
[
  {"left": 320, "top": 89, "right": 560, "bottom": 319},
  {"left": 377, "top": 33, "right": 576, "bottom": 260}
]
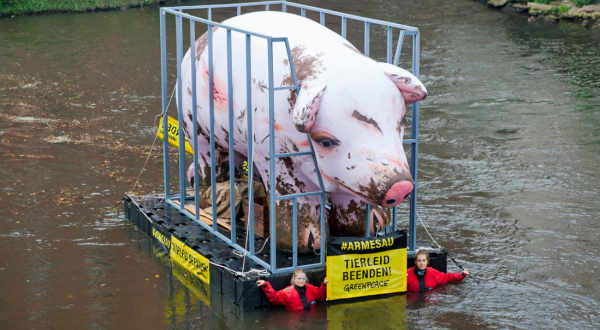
[
  {"left": 320, "top": 139, "right": 339, "bottom": 148},
  {"left": 309, "top": 132, "right": 340, "bottom": 149},
  {"left": 313, "top": 138, "right": 340, "bottom": 148}
]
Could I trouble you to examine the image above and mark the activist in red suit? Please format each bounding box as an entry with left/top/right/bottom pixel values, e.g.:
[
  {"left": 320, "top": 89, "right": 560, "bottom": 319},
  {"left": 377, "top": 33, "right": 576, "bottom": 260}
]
[
  {"left": 256, "top": 269, "right": 328, "bottom": 311},
  {"left": 407, "top": 248, "right": 469, "bottom": 292}
]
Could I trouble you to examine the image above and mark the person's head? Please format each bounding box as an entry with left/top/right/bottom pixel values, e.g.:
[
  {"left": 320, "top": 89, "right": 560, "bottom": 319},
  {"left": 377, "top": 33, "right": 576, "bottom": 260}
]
[
  {"left": 290, "top": 269, "right": 308, "bottom": 287},
  {"left": 415, "top": 248, "right": 429, "bottom": 270}
]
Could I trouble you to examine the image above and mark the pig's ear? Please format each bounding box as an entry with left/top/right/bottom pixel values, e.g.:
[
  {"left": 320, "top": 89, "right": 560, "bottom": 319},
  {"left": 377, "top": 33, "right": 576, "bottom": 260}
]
[
  {"left": 379, "top": 62, "right": 427, "bottom": 105},
  {"left": 293, "top": 81, "right": 327, "bottom": 133}
]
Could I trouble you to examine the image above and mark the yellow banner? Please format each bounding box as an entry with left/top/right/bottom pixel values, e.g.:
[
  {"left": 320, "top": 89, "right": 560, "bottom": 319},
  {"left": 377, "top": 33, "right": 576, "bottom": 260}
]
[
  {"left": 326, "top": 231, "right": 407, "bottom": 300},
  {"left": 170, "top": 236, "right": 210, "bottom": 284},
  {"left": 152, "top": 227, "right": 171, "bottom": 251},
  {"left": 326, "top": 294, "right": 407, "bottom": 330},
  {"left": 171, "top": 259, "right": 211, "bottom": 307},
  {"left": 157, "top": 116, "right": 194, "bottom": 155}
]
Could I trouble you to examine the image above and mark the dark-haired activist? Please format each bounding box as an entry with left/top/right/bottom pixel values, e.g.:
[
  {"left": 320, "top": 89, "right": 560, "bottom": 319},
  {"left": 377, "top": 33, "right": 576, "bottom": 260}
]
[
  {"left": 407, "top": 247, "right": 469, "bottom": 292},
  {"left": 256, "top": 269, "right": 328, "bottom": 311}
]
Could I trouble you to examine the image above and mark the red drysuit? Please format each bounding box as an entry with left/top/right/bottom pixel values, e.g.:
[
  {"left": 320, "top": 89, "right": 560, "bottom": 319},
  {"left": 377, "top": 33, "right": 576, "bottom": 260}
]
[
  {"left": 261, "top": 282, "right": 327, "bottom": 311},
  {"left": 406, "top": 266, "right": 466, "bottom": 292}
]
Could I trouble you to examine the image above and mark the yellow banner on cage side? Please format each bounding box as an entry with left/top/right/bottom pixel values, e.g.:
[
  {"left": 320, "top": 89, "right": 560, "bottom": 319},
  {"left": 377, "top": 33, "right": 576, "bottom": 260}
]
[
  {"left": 326, "top": 230, "right": 407, "bottom": 300},
  {"left": 170, "top": 236, "right": 210, "bottom": 284},
  {"left": 157, "top": 116, "right": 194, "bottom": 155}
]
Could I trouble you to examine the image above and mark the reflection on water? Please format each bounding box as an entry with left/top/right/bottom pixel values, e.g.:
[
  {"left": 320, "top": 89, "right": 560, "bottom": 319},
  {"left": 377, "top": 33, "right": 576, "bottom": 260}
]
[{"left": 0, "top": 0, "right": 599, "bottom": 329}]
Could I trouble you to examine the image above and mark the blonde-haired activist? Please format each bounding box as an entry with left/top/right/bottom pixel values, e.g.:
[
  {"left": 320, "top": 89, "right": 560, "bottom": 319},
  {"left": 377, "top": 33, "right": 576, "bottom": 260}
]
[
  {"left": 407, "top": 248, "right": 469, "bottom": 292},
  {"left": 256, "top": 269, "right": 328, "bottom": 311}
]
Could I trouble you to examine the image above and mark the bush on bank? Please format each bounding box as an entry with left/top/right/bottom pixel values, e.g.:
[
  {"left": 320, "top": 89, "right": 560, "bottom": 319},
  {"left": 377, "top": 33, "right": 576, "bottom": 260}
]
[
  {"left": 0, "top": 0, "right": 164, "bottom": 16},
  {"left": 572, "top": 0, "right": 596, "bottom": 7},
  {"left": 488, "top": 0, "right": 600, "bottom": 23}
]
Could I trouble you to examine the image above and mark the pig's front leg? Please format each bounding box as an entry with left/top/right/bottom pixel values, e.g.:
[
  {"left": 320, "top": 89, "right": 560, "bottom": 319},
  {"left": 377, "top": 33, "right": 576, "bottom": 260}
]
[{"left": 254, "top": 158, "right": 327, "bottom": 253}]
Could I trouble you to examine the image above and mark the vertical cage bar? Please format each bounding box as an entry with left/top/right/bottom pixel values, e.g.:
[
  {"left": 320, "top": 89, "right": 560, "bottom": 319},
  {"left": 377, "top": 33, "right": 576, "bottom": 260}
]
[
  {"left": 409, "top": 32, "right": 420, "bottom": 252},
  {"left": 307, "top": 141, "right": 325, "bottom": 193},
  {"left": 320, "top": 193, "right": 325, "bottom": 264},
  {"left": 237, "top": 6, "right": 241, "bottom": 16},
  {"left": 293, "top": 198, "right": 298, "bottom": 268},
  {"left": 387, "top": 26, "right": 393, "bottom": 64},
  {"left": 160, "top": 10, "right": 170, "bottom": 200},
  {"left": 208, "top": 24, "right": 217, "bottom": 231},
  {"left": 364, "top": 22, "right": 370, "bottom": 57},
  {"left": 265, "top": 4, "right": 269, "bottom": 11},
  {"left": 246, "top": 34, "right": 255, "bottom": 256},
  {"left": 282, "top": 2, "right": 286, "bottom": 12},
  {"left": 267, "top": 38, "right": 276, "bottom": 272},
  {"left": 320, "top": 12, "right": 325, "bottom": 26},
  {"left": 301, "top": 8, "right": 306, "bottom": 17},
  {"left": 176, "top": 15, "right": 186, "bottom": 210},
  {"left": 341, "top": 17, "right": 347, "bottom": 39},
  {"left": 227, "top": 29, "right": 236, "bottom": 243},
  {"left": 385, "top": 208, "right": 391, "bottom": 234},
  {"left": 208, "top": 8, "right": 212, "bottom": 21},
  {"left": 393, "top": 206, "right": 398, "bottom": 232},
  {"left": 393, "top": 31, "right": 405, "bottom": 66},
  {"left": 190, "top": 21, "right": 200, "bottom": 221},
  {"left": 365, "top": 204, "right": 371, "bottom": 237}
]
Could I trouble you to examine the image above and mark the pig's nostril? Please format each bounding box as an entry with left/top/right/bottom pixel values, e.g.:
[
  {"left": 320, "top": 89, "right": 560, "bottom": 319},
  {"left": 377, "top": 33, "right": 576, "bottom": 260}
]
[
  {"left": 403, "top": 193, "right": 411, "bottom": 199},
  {"left": 386, "top": 199, "right": 396, "bottom": 204}
]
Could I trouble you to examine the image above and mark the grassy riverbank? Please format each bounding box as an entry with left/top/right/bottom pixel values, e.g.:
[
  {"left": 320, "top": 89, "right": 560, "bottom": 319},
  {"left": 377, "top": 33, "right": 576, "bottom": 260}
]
[
  {"left": 0, "top": 0, "right": 170, "bottom": 16},
  {"left": 488, "top": 0, "right": 600, "bottom": 26}
]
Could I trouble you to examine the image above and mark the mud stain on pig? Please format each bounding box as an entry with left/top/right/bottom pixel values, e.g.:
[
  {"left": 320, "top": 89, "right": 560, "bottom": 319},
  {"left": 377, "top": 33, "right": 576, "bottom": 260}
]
[
  {"left": 274, "top": 200, "right": 322, "bottom": 252},
  {"left": 329, "top": 198, "right": 362, "bottom": 236},
  {"left": 221, "top": 126, "right": 229, "bottom": 144},
  {"left": 331, "top": 200, "right": 390, "bottom": 237},
  {"left": 278, "top": 156, "right": 306, "bottom": 191},
  {"left": 281, "top": 45, "right": 324, "bottom": 112},
  {"left": 351, "top": 110, "right": 382, "bottom": 134},
  {"left": 357, "top": 178, "right": 390, "bottom": 205},
  {"left": 181, "top": 118, "right": 191, "bottom": 140},
  {"left": 194, "top": 26, "right": 219, "bottom": 62},
  {"left": 356, "top": 168, "right": 413, "bottom": 204},
  {"left": 185, "top": 113, "right": 206, "bottom": 139},
  {"left": 396, "top": 119, "right": 404, "bottom": 135},
  {"left": 343, "top": 43, "right": 372, "bottom": 60},
  {"left": 253, "top": 78, "right": 268, "bottom": 94},
  {"left": 237, "top": 108, "right": 245, "bottom": 121},
  {"left": 388, "top": 74, "right": 411, "bottom": 85}
]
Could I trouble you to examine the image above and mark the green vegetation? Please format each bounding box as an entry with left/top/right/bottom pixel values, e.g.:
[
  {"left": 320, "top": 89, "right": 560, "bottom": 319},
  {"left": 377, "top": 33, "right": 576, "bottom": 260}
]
[
  {"left": 558, "top": 5, "right": 571, "bottom": 14},
  {"left": 534, "top": 0, "right": 552, "bottom": 4},
  {"left": 0, "top": 0, "right": 158, "bottom": 16},
  {"left": 572, "top": 0, "right": 596, "bottom": 7}
]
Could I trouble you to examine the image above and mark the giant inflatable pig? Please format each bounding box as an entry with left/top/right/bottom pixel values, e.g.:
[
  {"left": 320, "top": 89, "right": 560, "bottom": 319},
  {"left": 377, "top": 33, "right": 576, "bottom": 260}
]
[{"left": 177, "top": 11, "right": 427, "bottom": 252}]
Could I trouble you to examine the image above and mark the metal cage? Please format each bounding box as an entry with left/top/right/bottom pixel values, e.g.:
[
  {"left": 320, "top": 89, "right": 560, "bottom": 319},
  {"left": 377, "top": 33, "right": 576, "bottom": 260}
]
[{"left": 159, "top": 1, "right": 421, "bottom": 274}]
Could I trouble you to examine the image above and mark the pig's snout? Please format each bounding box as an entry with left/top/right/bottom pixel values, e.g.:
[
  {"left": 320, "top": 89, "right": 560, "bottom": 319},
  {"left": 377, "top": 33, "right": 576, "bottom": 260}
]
[{"left": 382, "top": 180, "right": 413, "bottom": 207}]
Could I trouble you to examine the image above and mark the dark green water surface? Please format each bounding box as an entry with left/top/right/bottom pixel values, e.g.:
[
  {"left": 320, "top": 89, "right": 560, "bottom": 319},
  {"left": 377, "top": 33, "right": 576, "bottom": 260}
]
[{"left": 1, "top": 0, "right": 599, "bottom": 329}]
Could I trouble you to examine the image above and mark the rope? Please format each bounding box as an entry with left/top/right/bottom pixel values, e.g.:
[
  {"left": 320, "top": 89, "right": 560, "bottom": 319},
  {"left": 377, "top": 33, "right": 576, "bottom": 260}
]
[
  {"left": 256, "top": 237, "right": 269, "bottom": 254},
  {"left": 128, "top": 85, "right": 176, "bottom": 196},
  {"left": 209, "top": 261, "right": 269, "bottom": 278},
  {"left": 416, "top": 211, "right": 443, "bottom": 250},
  {"left": 416, "top": 210, "right": 481, "bottom": 285}
]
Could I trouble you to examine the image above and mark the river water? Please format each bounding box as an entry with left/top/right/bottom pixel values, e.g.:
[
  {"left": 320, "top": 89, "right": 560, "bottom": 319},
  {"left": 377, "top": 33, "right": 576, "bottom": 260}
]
[{"left": 1, "top": 0, "right": 599, "bottom": 329}]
